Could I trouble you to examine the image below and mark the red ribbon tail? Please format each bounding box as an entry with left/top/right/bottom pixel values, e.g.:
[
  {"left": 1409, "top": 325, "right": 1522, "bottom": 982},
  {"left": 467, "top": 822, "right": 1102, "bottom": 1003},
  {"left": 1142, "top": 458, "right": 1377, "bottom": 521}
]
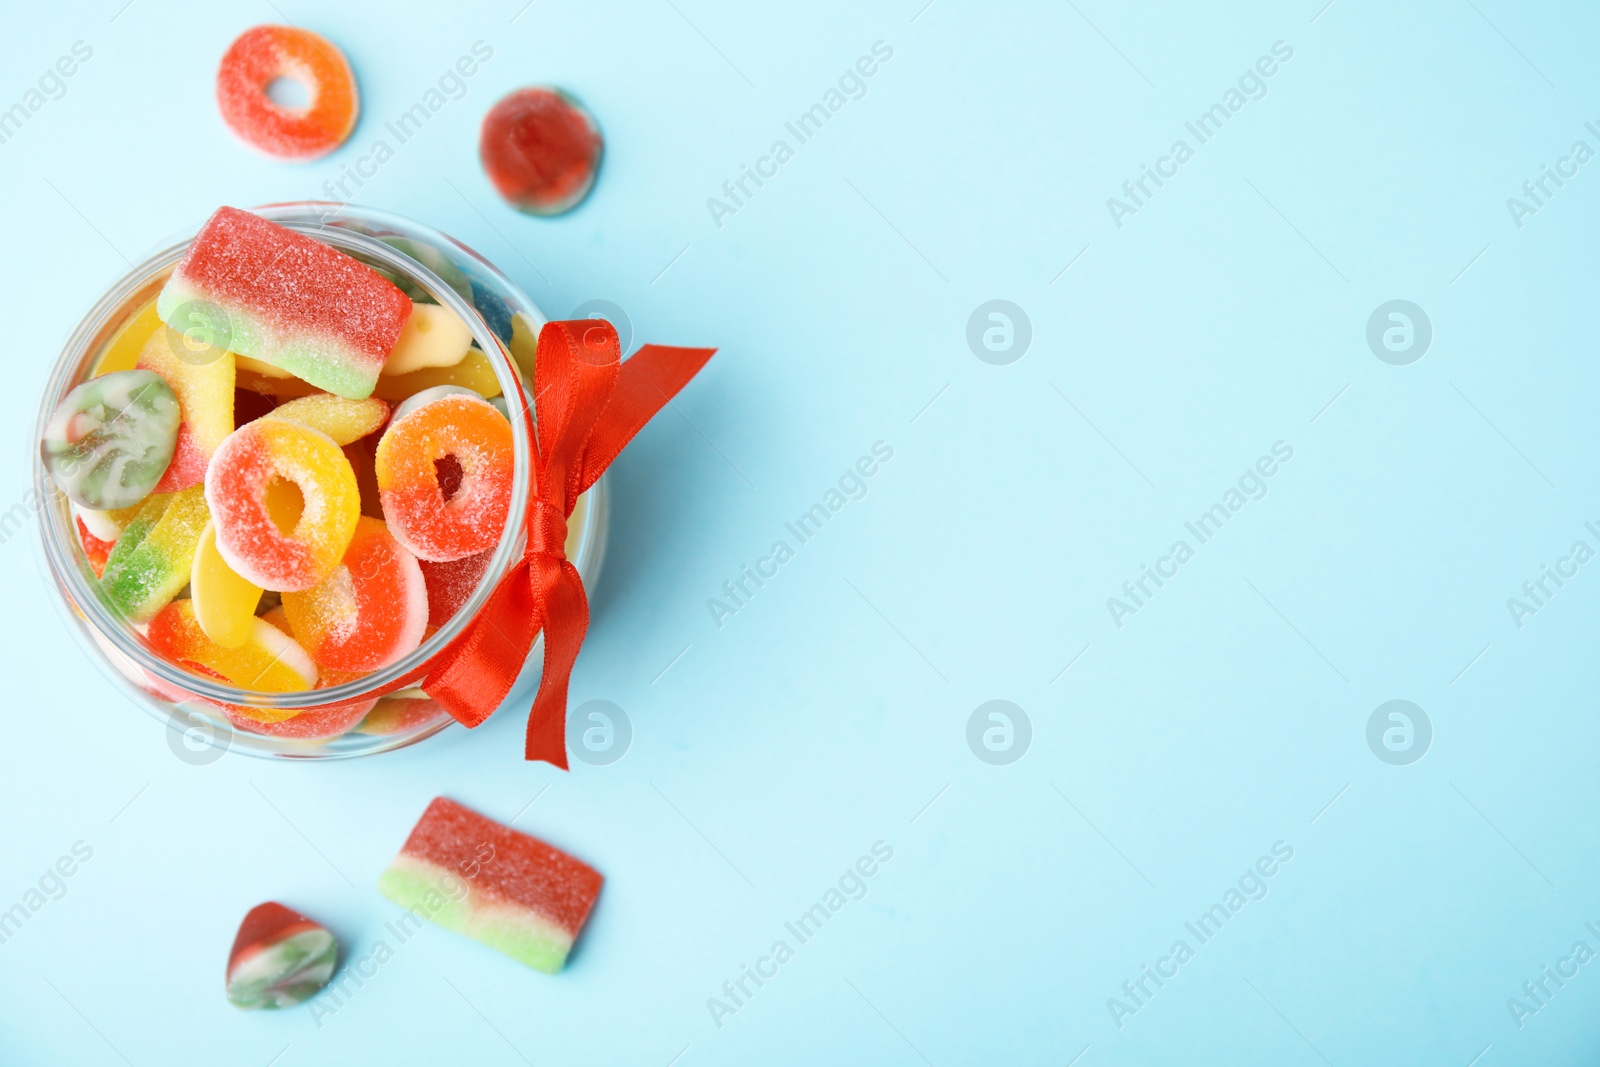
[
  {"left": 576, "top": 344, "right": 717, "bottom": 496},
  {"left": 525, "top": 559, "right": 590, "bottom": 768},
  {"left": 424, "top": 562, "right": 540, "bottom": 728}
]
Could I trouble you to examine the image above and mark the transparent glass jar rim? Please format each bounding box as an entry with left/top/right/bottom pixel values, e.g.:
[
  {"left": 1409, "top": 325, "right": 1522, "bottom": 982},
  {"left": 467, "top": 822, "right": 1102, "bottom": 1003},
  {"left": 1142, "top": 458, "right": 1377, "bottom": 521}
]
[{"left": 33, "top": 203, "right": 537, "bottom": 711}]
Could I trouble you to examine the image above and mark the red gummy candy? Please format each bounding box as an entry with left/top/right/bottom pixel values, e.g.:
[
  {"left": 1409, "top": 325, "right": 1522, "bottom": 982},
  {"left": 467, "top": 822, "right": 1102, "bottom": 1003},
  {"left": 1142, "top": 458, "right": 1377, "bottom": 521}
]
[{"left": 479, "top": 88, "right": 603, "bottom": 215}]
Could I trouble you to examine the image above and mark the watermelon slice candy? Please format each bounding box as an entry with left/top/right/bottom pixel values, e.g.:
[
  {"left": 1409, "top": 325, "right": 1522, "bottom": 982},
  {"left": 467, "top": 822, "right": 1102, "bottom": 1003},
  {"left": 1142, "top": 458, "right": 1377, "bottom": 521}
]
[
  {"left": 157, "top": 207, "right": 412, "bottom": 401},
  {"left": 377, "top": 797, "right": 603, "bottom": 974}
]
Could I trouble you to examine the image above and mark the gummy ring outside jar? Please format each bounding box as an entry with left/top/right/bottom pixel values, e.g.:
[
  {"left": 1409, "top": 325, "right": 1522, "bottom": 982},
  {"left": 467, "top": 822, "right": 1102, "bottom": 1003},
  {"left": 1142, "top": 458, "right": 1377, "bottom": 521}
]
[{"left": 216, "top": 25, "right": 359, "bottom": 161}]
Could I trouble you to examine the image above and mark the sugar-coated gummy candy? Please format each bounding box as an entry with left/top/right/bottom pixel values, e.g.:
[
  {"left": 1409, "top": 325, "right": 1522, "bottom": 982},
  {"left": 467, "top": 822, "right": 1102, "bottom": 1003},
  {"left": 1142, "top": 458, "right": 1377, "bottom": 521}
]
[
  {"left": 205, "top": 418, "right": 360, "bottom": 592},
  {"left": 375, "top": 394, "right": 514, "bottom": 562},
  {"left": 41, "top": 370, "right": 180, "bottom": 510},
  {"left": 339, "top": 438, "right": 381, "bottom": 519},
  {"left": 191, "top": 521, "right": 263, "bottom": 649},
  {"left": 136, "top": 326, "right": 236, "bottom": 494},
  {"left": 419, "top": 550, "right": 493, "bottom": 629},
  {"left": 100, "top": 487, "right": 210, "bottom": 623},
  {"left": 377, "top": 797, "right": 603, "bottom": 973},
  {"left": 226, "top": 902, "right": 338, "bottom": 1009},
  {"left": 283, "top": 517, "right": 427, "bottom": 672},
  {"left": 265, "top": 393, "right": 390, "bottom": 445},
  {"left": 158, "top": 207, "right": 411, "bottom": 400},
  {"left": 356, "top": 689, "right": 451, "bottom": 736},
  {"left": 74, "top": 502, "right": 143, "bottom": 543},
  {"left": 76, "top": 515, "right": 114, "bottom": 578},
  {"left": 479, "top": 88, "right": 604, "bottom": 216},
  {"left": 390, "top": 385, "right": 481, "bottom": 425},
  {"left": 147, "top": 600, "right": 315, "bottom": 705},
  {"left": 383, "top": 303, "right": 473, "bottom": 377},
  {"left": 224, "top": 663, "right": 374, "bottom": 740},
  {"left": 94, "top": 300, "right": 163, "bottom": 377},
  {"left": 373, "top": 346, "right": 503, "bottom": 401},
  {"left": 225, "top": 697, "right": 370, "bottom": 740},
  {"left": 216, "top": 26, "right": 358, "bottom": 161}
]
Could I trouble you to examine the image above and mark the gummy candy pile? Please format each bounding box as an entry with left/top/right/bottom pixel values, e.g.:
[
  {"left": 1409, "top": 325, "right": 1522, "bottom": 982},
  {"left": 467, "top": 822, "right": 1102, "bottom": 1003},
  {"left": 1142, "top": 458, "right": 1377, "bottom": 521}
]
[{"left": 42, "top": 205, "right": 529, "bottom": 736}]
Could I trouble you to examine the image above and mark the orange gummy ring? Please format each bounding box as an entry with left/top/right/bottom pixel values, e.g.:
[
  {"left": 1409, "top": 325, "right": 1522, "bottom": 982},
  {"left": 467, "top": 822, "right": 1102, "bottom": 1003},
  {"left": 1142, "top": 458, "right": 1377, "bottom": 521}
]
[{"left": 216, "top": 25, "right": 359, "bottom": 161}]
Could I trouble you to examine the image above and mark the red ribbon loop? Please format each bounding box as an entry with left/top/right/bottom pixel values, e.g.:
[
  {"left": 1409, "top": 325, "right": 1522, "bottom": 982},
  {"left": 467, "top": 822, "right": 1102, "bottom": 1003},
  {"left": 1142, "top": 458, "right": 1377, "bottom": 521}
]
[{"left": 415, "top": 318, "right": 714, "bottom": 767}]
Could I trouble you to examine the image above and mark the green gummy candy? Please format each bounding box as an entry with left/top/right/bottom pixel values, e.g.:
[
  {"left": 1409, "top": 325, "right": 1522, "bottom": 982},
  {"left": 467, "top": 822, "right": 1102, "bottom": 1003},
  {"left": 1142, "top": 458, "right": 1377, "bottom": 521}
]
[{"left": 41, "top": 370, "right": 179, "bottom": 510}]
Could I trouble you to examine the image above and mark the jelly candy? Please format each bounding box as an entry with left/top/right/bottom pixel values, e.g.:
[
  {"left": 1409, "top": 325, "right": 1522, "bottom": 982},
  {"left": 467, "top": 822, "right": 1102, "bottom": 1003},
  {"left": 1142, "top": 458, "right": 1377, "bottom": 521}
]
[
  {"left": 342, "top": 438, "right": 384, "bottom": 519},
  {"left": 419, "top": 550, "right": 493, "bottom": 628},
  {"left": 356, "top": 689, "right": 451, "bottom": 736},
  {"left": 390, "top": 384, "right": 480, "bottom": 424},
  {"left": 136, "top": 326, "right": 235, "bottom": 494},
  {"left": 40, "top": 370, "right": 179, "bottom": 510},
  {"left": 377, "top": 797, "right": 603, "bottom": 973},
  {"left": 216, "top": 26, "right": 358, "bottom": 161},
  {"left": 205, "top": 419, "right": 360, "bottom": 591},
  {"left": 236, "top": 367, "right": 321, "bottom": 399},
  {"left": 100, "top": 487, "right": 210, "bottom": 622},
  {"left": 383, "top": 303, "right": 472, "bottom": 377},
  {"left": 224, "top": 664, "right": 374, "bottom": 740},
  {"left": 266, "top": 393, "right": 390, "bottom": 445},
  {"left": 469, "top": 281, "right": 513, "bottom": 345},
  {"left": 147, "top": 600, "right": 316, "bottom": 702},
  {"left": 375, "top": 393, "right": 513, "bottom": 561},
  {"left": 225, "top": 902, "right": 338, "bottom": 1009},
  {"left": 283, "top": 517, "right": 427, "bottom": 672},
  {"left": 479, "top": 87, "right": 603, "bottom": 216},
  {"left": 76, "top": 515, "right": 114, "bottom": 578},
  {"left": 73, "top": 501, "right": 143, "bottom": 543},
  {"left": 191, "top": 522, "right": 263, "bottom": 649},
  {"left": 94, "top": 300, "right": 163, "bottom": 377},
  {"left": 157, "top": 207, "right": 411, "bottom": 400},
  {"left": 373, "top": 345, "right": 502, "bottom": 401}
]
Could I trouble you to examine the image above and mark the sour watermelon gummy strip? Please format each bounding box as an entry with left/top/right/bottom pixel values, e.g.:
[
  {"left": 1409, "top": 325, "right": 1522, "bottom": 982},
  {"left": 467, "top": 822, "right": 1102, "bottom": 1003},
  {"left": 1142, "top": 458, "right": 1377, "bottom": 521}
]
[
  {"left": 157, "top": 207, "right": 412, "bottom": 400},
  {"left": 377, "top": 797, "right": 603, "bottom": 974}
]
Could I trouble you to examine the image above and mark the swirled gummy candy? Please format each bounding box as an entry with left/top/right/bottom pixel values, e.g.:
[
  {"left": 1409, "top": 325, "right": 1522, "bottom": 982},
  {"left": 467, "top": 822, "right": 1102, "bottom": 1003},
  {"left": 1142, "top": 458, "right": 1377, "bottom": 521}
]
[
  {"left": 41, "top": 370, "right": 179, "bottom": 510},
  {"left": 225, "top": 902, "right": 338, "bottom": 1009}
]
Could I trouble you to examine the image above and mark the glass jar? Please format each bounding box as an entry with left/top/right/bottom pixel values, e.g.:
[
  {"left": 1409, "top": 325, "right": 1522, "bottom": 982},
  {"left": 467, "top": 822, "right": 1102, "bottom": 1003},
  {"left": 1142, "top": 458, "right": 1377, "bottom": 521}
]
[{"left": 33, "top": 203, "right": 607, "bottom": 759}]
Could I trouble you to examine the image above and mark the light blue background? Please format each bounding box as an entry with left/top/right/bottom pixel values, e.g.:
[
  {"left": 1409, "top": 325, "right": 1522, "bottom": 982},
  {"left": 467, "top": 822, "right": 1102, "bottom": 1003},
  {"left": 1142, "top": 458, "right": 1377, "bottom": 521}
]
[{"left": 3, "top": 0, "right": 1599, "bottom": 1064}]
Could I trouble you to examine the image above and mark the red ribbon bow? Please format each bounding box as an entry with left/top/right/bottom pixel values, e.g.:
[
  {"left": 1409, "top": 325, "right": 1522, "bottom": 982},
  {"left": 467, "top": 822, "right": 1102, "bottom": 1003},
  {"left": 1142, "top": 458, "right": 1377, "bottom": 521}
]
[{"left": 413, "top": 319, "right": 713, "bottom": 767}]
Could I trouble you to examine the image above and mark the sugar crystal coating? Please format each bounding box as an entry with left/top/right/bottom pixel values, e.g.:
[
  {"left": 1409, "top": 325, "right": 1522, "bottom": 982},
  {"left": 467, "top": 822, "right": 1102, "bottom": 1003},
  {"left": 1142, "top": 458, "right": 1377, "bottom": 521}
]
[
  {"left": 374, "top": 394, "right": 513, "bottom": 562},
  {"left": 157, "top": 207, "right": 411, "bottom": 399},
  {"left": 100, "top": 487, "right": 210, "bottom": 622},
  {"left": 215, "top": 26, "right": 359, "bottom": 161},
  {"left": 265, "top": 392, "right": 390, "bottom": 445},
  {"left": 147, "top": 600, "right": 315, "bottom": 706},
  {"left": 283, "top": 516, "right": 427, "bottom": 672},
  {"left": 205, "top": 418, "right": 360, "bottom": 591},
  {"left": 377, "top": 797, "right": 603, "bottom": 973},
  {"left": 136, "top": 326, "right": 236, "bottom": 494}
]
